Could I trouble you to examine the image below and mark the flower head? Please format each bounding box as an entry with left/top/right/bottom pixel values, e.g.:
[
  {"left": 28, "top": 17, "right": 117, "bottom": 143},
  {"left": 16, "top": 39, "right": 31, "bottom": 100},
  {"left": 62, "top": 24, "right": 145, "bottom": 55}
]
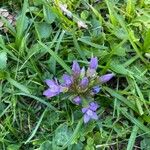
[
  {"left": 99, "top": 73, "right": 114, "bottom": 83},
  {"left": 43, "top": 56, "right": 115, "bottom": 123},
  {"left": 82, "top": 102, "right": 99, "bottom": 123}
]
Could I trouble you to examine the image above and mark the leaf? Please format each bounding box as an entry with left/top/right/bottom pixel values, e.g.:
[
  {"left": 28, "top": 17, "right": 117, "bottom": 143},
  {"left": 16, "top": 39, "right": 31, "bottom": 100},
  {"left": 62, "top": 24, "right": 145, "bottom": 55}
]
[
  {"left": 7, "top": 144, "right": 20, "bottom": 150},
  {"left": 120, "top": 107, "right": 150, "bottom": 134},
  {"left": 71, "top": 142, "right": 84, "bottom": 150},
  {"left": 104, "top": 87, "right": 138, "bottom": 113},
  {"left": 141, "top": 138, "right": 150, "bottom": 150},
  {"left": 35, "top": 22, "right": 52, "bottom": 39},
  {"left": 25, "top": 109, "right": 47, "bottom": 144},
  {"left": 143, "top": 28, "right": 150, "bottom": 51},
  {"left": 7, "top": 78, "right": 30, "bottom": 94},
  {"left": 110, "top": 62, "right": 128, "bottom": 75},
  {"left": 43, "top": 5, "right": 56, "bottom": 24},
  {"left": 0, "top": 51, "right": 7, "bottom": 69},
  {"left": 38, "top": 41, "right": 71, "bottom": 74},
  {"left": 15, "top": 0, "right": 28, "bottom": 48},
  {"left": 73, "top": 35, "right": 86, "bottom": 60},
  {"left": 15, "top": 93, "right": 58, "bottom": 111},
  {"left": 127, "top": 125, "right": 139, "bottom": 150},
  {"left": 52, "top": 124, "right": 73, "bottom": 149},
  {"left": 126, "top": 0, "right": 135, "bottom": 17},
  {"left": 39, "top": 141, "right": 52, "bottom": 150},
  {"left": 78, "top": 37, "right": 107, "bottom": 49},
  {"left": 113, "top": 46, "right": 126, "bottom": 56}
]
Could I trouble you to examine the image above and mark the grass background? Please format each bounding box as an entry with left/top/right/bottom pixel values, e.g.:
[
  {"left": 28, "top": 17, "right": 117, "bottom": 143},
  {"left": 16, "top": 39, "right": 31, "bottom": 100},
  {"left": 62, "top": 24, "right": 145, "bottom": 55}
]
[{"left": 0, "top": 0, "right": 150, "bottom": 149}]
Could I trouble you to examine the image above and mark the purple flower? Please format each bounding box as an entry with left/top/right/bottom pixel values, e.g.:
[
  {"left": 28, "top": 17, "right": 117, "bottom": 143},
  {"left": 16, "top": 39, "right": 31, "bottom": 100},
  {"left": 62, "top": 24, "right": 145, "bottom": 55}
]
[
  {"left": 89, "top": 57, "right": 98, "bottom": 70},
  {"left": 62, "top": 74, "right": 72, "bottom": 86},
  {"left": 72, "top": 61, "right": 81, "bottom": 76},
  {"left": 43, "top": 79, "right": 61, "bottom": 98},
  {"left": 92, "top": 86, "right": 101, "bottom": 94},
  {"left": 99, "top": 73, "right": 114, "bottom": 83},
  {"left": 73, "top": 96, "right": 81, "bottom": 105},
  {"left": 80, "top": 77, "right": 89, "bottom": 89},
  {"left": 82, "top": 102, "right": 99, "bottom": 123}
]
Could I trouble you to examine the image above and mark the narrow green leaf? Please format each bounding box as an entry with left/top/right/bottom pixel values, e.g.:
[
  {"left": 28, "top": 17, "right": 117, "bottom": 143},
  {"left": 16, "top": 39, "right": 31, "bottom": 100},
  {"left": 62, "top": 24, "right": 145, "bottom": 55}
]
[
  {"left": 120, "top": 107, "right": 150, "bottom": 135},
  {"left": 43, "top": 5, "right": 56, "bottom": 24},
  {"left": 127, "top": 125, "right": 139, "bottom": 150},
  {"left": 143, "top": 28, "right": 150, "bottom": 51},
  {"left": 15, "top": 93, "right": 58, "bottom": 111},
  {"left": 78, "top": 38, "right": 107, "bottom": 49},
  {"left": 62, "top": 120, "right": 83, "bottom": 149},
  {"left": 50, "top": 30, "right": 65, "bottom": 74},
  {"left": 15, "top": 0, "right": 28, "bottom": 48},
  {"left": 25, "top": 108, "right": 47, "bottom": 143},
  {"left": 38, "top": 41, "right": 71, "bottom": 74},
  {"left": 73, "top": 35, "right": 86, "bottom": 60},
  {"left": 126, "top": 0, "right": 135, "bottom": 17},
  {"left": 7, "top": 78, "right": 30, "bottom": 94},
  {"left": 104, "top": 87, "right": 138, "bottom": 113},
  {"left": 0, "top": 51, "right": 7, "bottom": 69},
  {"left": 135, "top": 98, "right": 144, "bottom": 115}
]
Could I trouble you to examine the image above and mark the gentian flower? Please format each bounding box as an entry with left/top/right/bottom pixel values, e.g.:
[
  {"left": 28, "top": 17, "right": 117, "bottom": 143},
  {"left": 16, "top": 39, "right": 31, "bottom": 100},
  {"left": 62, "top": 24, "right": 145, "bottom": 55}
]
[
  {"left": 43, "top": 56, "right": 115, "bottom": 123},
  {"left": 73, "top": 96, "right": 81, "bottom": 105},
  {"left": 72, "top": 61, "right": 81, "bottom": 76},
  {"left": 99, "top": 73, "right": 114, "bottom": 83},
  {"left": 80, "top": 77, "right": 89, "bottom": 89},
  {"left": 82, "top": 102, "right": 99, "bottom": 123},
  {"left": 43, "top": 79, "right": 62, "bottom": 98}
]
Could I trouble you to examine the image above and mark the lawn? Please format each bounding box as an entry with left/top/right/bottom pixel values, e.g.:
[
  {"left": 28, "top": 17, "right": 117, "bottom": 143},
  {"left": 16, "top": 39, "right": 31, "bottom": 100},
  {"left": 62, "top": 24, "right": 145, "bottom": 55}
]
[{"left": 0, "top": 0, "right": 150, "bottom": 149}]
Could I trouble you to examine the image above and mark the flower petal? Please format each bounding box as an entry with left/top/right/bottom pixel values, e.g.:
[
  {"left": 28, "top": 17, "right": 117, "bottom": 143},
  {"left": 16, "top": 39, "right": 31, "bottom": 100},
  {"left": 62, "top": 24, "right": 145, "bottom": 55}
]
[
  {"left": 92, "top": 86, "right": 101, "bottom": 94},
  {"left": 45, "top": 79, "right": 56, "bottom": 88},
  {"left": 82, "top": 107, "right": 88, "bottom": 113},
  {"left": 80, "top": 67, "right": 85, "bottom": 78},
  {"left": 83, "top": 114, "right": 90, "bottom": 123},
  {"left": 43, "top": 89, "right": 58, "bottom": 98},
  {"left": 63, "top": 74, "right": 72, "bottom": 86},
  {"left": 89, "top": 57, "right": 98, "bottom": 69},
  {"left": 87, "top": 68, "right": 96, "bottom": 77},
  {"left": 89, "top": 102, "right": 99, "bottom": 111},
  {"left": 99, "top": 73, "right": 114, "bottom": 83},
  {"left": 73, "top": 96, "right": 81, "bottom": 105},
  {"left": 80, "top": 77, "right": 89, "bottom": 89},
  {"left": 86, "top": 109, "right": 94, "bottom": 116},
  {"left": 72, "top": 61, "right": 80, "bottom": 76},
  {"left": 91, "top": 112, "right": 98, "bottom": 120}
]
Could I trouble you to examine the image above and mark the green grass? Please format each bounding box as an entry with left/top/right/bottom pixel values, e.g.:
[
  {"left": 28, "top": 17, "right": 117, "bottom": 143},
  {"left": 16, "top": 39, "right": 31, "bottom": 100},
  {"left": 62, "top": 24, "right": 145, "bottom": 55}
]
[{"left": 0, "top": 0, "right": 150, "bottom": 149}]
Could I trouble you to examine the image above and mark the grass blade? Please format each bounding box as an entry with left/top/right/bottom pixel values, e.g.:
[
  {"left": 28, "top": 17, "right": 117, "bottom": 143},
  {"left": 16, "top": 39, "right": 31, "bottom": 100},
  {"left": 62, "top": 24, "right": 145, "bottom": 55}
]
[
  {"left": 38, "top": 41, "right": 71, "bottom": 74},
  {"left": 127, "top": 125, "right": 139, "bottom": 150},
  {"left": 25, "top": 108, "right": 47, "bottom": 144},
  {"left": 7, "top": 77, "right": 30, "bottom": 94}
]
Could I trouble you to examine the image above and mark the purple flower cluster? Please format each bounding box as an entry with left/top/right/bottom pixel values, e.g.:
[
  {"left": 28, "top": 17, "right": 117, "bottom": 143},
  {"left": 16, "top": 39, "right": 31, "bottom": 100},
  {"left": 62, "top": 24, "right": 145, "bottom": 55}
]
[{"left": 43, "top": 57, "right": 114, "bottom": 123}]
